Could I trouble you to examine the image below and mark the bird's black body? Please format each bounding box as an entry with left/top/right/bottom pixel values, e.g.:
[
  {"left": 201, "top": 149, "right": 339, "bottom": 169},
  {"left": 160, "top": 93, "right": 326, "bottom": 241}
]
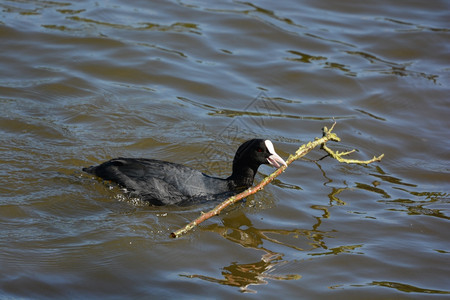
[{"left": 83, "top": 139, "right": 286, "bottom": 206}]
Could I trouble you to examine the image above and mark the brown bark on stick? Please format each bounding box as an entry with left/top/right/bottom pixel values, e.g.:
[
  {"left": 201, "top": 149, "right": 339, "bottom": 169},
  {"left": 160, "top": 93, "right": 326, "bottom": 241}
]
[{"left": 170, "top": 123, "right": 383, "bottom": 238}]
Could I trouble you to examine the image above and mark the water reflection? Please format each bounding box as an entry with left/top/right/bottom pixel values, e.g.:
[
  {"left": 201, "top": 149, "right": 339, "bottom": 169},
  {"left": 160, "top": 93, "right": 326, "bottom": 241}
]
[
  {"left": 315, "top": 161, "right": 348, "bottom": 206},
  {"left": 327, "top": 187, "right": 348, "bottom": 206},
  {"left": 346, "top": 50, "right": 439, "bottom": 83},
  {"left": 183, "top": 197, "right": 357, "bottom": 293},
  {"left": 379, "top": 194, "right": 450, "bottom": 221},
  {"left": 359, "top": 281, "right": 450, "bottom": 294},
  {"left": 369, "top": 166, "right": 449, "bottom": 220},
  {"left": 355, "top": 182, "right": 390, "bottom": 199},
  {"left": 183, "top": 252, "right": 300, "bottom": 293},
  {"left": 184, "top": 212, "right": 306, "bottom": 292},
  {"left": 181, "top": 178, "right": 377, "bottom": 292}
]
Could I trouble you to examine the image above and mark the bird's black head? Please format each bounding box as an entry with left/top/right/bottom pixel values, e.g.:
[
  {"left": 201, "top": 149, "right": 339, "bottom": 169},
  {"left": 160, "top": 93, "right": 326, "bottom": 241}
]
[
  {"left": 229, "top": 139, "right": 286, "bottom": 189},
  {"left": 233, "top": 139, "right": 286, "bottom": 168}
]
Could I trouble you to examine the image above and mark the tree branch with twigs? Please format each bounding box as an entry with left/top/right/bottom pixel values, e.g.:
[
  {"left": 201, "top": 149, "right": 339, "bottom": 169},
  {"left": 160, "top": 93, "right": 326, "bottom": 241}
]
[{"left": 171, "top": 122, "right": 384, "bottom": 238}]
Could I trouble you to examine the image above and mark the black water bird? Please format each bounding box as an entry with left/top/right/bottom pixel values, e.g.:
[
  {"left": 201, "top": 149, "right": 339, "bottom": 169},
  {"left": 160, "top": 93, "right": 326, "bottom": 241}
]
[{"left": 83, "top": 139, "right": 286, "bottom": 206}]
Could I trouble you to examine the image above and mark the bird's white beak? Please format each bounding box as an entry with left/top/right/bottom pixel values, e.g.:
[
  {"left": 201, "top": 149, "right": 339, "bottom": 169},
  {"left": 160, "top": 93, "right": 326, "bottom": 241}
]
[
  {"left": 265, "top": 140, "right": 287, "bottom": 168},
  {"left": 267, "top": 152, "right": 287, "bottom": 168}
]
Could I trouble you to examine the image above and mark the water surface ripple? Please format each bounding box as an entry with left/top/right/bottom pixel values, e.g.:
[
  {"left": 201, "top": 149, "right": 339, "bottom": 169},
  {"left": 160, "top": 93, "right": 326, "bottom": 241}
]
[{"left": 1, "top": 0, "right": 449, "bottom": 298}]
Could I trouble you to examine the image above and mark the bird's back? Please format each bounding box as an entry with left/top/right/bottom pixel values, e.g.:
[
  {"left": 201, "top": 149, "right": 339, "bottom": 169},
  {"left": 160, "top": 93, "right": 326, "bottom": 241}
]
[{"left": 83, "top": 158, "right": 231, "bottom": 205}]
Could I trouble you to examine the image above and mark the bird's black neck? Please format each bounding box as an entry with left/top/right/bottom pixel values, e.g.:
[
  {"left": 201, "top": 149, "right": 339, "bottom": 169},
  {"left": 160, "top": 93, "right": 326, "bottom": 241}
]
[{"left": 227, "top": 162, "right": 259, "bottom": 191}]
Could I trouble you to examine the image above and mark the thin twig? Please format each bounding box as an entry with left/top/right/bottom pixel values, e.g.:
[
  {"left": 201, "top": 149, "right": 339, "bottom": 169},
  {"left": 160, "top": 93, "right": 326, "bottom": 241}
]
[{"left": 321, "top": 144, "right": 384, "bottom": 164}]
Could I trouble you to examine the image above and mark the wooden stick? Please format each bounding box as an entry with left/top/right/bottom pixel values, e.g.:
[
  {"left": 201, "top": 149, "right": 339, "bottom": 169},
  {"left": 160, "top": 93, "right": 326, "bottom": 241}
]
[{"left": 170, "top": 122, "right": 382, "bottom": 238}]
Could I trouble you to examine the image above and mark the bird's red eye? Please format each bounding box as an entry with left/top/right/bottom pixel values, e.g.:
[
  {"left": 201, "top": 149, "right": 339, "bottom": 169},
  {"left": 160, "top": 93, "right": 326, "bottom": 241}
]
[{"left": 257, "top": 147, "right": 263, "bottom": 152}]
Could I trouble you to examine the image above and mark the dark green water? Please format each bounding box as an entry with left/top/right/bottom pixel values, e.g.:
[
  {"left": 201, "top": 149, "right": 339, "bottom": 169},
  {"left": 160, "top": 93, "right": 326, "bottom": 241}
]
[{"left": 1, "top": 0, "right": 449, "bottom": 298}]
